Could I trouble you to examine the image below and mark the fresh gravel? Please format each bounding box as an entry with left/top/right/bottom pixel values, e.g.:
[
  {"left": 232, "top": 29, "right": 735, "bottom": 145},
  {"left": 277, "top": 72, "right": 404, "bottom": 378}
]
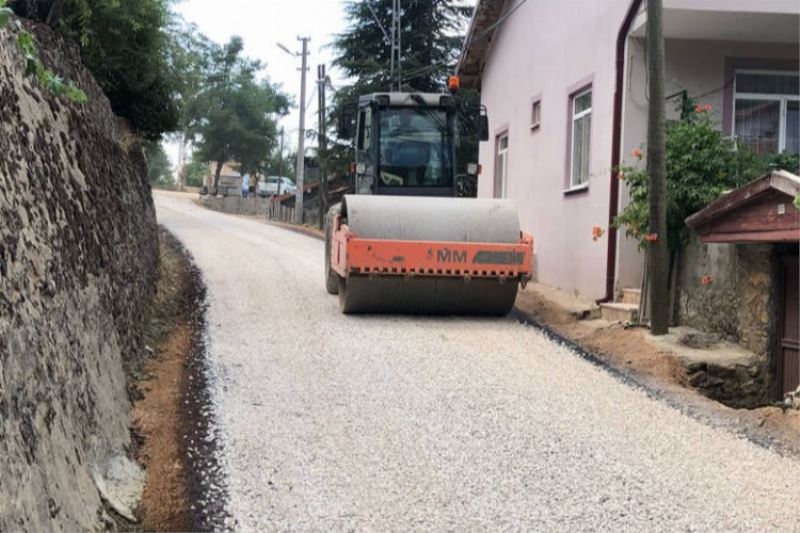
[{"left": 155, "top": 192, "right": 800, "bottom": 532}]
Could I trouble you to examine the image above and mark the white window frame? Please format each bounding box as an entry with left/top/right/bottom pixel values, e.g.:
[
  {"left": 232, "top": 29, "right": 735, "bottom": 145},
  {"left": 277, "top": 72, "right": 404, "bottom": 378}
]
[
  {"left": 733, "top": 69, "right": 800, "bottom": 154},
  {"left": 569, "top": 88, "right": 592, "bottom": 189},
  {"left": 495, "top": 133, "right": 509, "bottom": 198},
  {"left": 530, "top": 99, "right": 542, "bottom": 131}
]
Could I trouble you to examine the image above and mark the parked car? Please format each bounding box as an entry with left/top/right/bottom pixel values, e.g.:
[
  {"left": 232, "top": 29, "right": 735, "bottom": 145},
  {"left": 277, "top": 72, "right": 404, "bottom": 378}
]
[{"left": 257, "top": 176, "right": 296, "bottom": 197}]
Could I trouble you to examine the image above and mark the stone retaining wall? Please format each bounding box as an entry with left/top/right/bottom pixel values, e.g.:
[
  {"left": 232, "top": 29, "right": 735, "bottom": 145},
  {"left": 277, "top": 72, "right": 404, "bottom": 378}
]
[
  {"left": 200, "top": 195, "right": 322, "bottom": 225},
  {"left": 677, "top": 239, "right": 777, "bottom": 406},
  {"left": 0, "top": 22, "right": 159, "bottom": 530}
]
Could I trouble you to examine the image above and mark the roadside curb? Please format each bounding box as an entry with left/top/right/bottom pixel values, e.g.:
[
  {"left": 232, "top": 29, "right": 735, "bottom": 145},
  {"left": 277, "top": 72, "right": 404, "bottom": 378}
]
[{"left": 263, "top": 219, "right": 324, "bottom": 241}]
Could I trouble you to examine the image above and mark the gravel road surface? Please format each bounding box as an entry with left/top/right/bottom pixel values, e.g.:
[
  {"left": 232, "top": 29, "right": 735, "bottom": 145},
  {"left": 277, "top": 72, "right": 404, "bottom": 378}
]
[{"left": 155, "top": 192, "right": 799, "bottom": 531}]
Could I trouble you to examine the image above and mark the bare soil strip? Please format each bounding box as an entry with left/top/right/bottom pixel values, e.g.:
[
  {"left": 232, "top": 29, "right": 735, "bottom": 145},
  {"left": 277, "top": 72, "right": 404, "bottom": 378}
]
[{"left": 132, "top": 228, "right": 230, "bottom": 531}]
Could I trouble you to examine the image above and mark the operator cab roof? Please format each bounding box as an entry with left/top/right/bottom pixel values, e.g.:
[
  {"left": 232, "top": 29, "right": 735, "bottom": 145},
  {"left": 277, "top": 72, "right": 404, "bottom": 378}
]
[{"left": 358, "top": 92, "right": 455, "bottom": 108}]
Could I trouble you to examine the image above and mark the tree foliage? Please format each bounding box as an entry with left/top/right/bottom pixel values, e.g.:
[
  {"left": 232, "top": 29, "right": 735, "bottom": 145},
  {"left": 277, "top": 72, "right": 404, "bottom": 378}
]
[
  {"left": 184, "top": 36, "right": 289, "bottom": 188},
  {"left": 59, "top": 0, "right": 179, "bottom": 138},
  {"left": 265, "top": 149, "right": 296, "bottom": 179},
  {"left": 329, "top": 0, "right": 478, "bottom": 184},
  {"left": 1, "top": 0, "right": 86, "bottom": 102},
  {"left": 165, "top": 19, "right": 215, "bottom": 131},
  {"left": 180, "top": 156, "right": 208, "bottom": 188},
  {"left": 333, "top": 0, "right": 469, "bottom": 94},
  {"left": 144, "top": 140, "right": 174, "bottom": 187}
]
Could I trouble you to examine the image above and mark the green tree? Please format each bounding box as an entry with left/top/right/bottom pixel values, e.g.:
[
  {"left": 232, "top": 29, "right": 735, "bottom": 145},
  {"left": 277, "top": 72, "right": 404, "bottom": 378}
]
[
  {"left": 165, "top": 18, "right": 215, "bottom": 131},
  {"left": 265, "top": 150, "right": 296, "bottom": 179},
  {"left": 144, "top": 140, "right": 174, "bottom": 187},
  {"left": 329, "top": 1, "right": 478, "bottom": 187},
  {"left": 184, "top": 36, "right": 289, "bottom": 190},
  {"left": 180, "top": 156, "right": 209, "bottom": 188},
  {"left": 59, "top": 0, "right": 180, "bottom": 138},
  {"left": 333, "top": 0, "right": 469, "bottom": 93}
]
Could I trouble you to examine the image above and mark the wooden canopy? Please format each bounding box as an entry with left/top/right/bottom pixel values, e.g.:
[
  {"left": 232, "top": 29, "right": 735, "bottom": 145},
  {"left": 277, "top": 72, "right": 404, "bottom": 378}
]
[{"left": 686, "top": 170, "right": 800, "bottom": 243}]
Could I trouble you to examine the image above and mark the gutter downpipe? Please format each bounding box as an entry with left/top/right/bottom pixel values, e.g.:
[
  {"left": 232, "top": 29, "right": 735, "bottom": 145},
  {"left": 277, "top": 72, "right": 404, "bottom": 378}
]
[{"left": 599, "top": 0, "right": 645, "bottom": 304}]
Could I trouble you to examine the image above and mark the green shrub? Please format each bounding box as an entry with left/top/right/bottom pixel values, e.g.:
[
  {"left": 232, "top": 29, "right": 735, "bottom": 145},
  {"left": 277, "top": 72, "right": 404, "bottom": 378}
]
[
  {"left": 615, "top": 102, "right": 794, "bottom": 250},
  {"left": 0, "top": 0, "right": 87, "bottom": 103}
]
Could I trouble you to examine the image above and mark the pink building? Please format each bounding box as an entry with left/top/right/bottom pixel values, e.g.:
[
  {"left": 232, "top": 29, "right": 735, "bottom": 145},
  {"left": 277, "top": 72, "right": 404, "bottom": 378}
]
[{"left": 457, "top": 0, "right": 799, "bottom": 302}]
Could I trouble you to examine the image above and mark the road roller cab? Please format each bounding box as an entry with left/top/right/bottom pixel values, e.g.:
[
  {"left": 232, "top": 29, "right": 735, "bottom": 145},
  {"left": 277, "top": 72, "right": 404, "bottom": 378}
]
[
  {"left": 341, "top": 92, "right": 467, "bottom": 197},
  {"left": 326, "top": 92, "right": 533, "bottom": 315}
]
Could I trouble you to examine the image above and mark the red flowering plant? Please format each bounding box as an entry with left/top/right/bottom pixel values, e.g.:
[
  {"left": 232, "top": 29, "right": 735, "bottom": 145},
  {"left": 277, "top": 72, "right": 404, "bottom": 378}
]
[{"left": 613, "top": 98, "right": 773, "bottom": 251}]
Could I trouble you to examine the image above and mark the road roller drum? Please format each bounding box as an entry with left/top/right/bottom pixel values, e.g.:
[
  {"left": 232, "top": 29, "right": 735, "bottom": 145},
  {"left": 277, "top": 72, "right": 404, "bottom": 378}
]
[{"left": 326, "top": 195, "right": 533, "bottom": 315}]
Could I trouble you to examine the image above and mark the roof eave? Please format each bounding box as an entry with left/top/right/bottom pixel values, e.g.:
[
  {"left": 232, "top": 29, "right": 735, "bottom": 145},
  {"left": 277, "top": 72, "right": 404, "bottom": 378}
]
[{"left": 455, "top": 0, "right": 506, "bottom": 90}]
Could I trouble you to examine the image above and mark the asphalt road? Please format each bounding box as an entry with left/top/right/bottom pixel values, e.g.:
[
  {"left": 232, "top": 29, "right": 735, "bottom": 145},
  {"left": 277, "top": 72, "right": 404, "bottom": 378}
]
[{"left": 154, "top": 191, "right": 799, "bottom": 532}]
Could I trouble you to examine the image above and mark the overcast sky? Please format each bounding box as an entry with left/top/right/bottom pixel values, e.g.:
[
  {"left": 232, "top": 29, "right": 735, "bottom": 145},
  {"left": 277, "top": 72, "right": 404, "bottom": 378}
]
[
  {"left": 167, "top": 0, "right": 350, "bottom": 169},
  {"left": 167, "top": 0, "right": 475, "bottom": 173}
]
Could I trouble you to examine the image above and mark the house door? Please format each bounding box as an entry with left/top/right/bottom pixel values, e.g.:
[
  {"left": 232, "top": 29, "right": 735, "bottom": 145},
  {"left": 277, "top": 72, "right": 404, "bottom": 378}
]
[{"left": 780, "top": 256, "right": 799, "bottom": 395}]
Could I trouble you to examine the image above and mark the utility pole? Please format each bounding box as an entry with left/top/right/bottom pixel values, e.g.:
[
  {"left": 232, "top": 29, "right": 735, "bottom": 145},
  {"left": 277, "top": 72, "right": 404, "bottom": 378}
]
[
  {"left": 295, "top": 37, "right": 310, "bottom": 224},
  {"left": 317, "top": 64, "right": 328, "bottom": 230},
  {"left": 646, "top": 0, "right": 669, "bottom": 335},
  {"left": 396, "top": 0, "right": 402, "bottom": 90},
  {"left": 390, "top": 0, "right": 402, "bottom": 90},
  {"left": 389, "top": 1, "right": 395, "bottom": 89},
  {"left": 177, "top": 137, "right": 187, "bottom": 190},
  {"left": 367, "top": 0, "right": 402, "bottom": 91},
  {"left": 277, "top": 126, "right": 285, "bottom": 196},
  {"left": 278, "top": 37, "right": 310, "bottom": 224}
]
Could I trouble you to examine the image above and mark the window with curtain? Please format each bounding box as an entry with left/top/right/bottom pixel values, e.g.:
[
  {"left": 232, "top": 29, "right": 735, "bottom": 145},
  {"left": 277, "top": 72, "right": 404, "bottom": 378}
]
[
  {"left": 570, "top": 89, "right": 592, "bottom": 187},
  {"left": 734, "top": 71, "right": 799, "bottom": 155}
]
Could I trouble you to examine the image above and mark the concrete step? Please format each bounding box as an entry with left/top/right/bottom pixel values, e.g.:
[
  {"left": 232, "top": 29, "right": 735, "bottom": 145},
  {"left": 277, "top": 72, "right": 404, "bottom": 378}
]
[
  {"left": 621, "top": 288, "right": 642, "bottom": 305},
  {"left": 600, "top": 302, "right": 639, "bottom": 323}
]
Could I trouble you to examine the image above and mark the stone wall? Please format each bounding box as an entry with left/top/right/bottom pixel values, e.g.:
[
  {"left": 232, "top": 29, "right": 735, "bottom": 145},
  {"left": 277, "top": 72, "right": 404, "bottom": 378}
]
[
  {"left": 678, "top": 240, "right": 773, "bottom": 356},
  {"left": 200, "top": 195, "right": 322, "bottom": 225},
  {"left": 677, "top": 238, "right": 776, "bottom": 405},
  {"left": 200, "top": 195, "right": 273, "bottom": 216},
  {"left": 0, "top": 22, "right": 158, "bottom": 531}
]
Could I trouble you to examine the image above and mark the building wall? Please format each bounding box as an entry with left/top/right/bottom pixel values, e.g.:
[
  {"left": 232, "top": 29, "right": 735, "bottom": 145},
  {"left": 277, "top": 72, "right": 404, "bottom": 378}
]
[
  {"left": 478, "top": 0, "right": 631, "bottom": 299},
  {"left": 665, "top": 0, "right": 799, "bottom": 15},
  {"left": 477, "top": 0, "right": 798, "bottom": 299},
  {"left": 616, "top": 38, "right": 799, "bottom": 290}
]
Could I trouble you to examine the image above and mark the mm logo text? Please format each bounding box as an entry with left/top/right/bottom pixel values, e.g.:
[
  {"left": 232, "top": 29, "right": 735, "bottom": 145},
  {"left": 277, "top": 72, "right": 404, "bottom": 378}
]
[{"left": 435, "top": 248, "right": 467, "bottom": 263}]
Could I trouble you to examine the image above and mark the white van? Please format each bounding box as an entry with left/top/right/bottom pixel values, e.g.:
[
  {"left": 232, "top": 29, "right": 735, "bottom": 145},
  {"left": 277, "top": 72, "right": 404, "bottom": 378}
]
[{"left": 257, "top": 176, "right": 296, "bottom": 197}]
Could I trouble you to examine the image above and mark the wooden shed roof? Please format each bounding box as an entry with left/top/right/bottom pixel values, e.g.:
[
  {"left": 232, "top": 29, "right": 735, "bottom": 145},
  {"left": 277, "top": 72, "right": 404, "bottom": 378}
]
[{"left": 686, "top": 170, "right": 800, "bottom": 243}]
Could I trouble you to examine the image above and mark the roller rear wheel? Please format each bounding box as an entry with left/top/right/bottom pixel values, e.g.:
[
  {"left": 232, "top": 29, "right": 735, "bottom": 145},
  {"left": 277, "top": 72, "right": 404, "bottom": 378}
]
[
  {"left": 333, "top": 195, "right": 524, "bottom": 315},
  {"left": 338, "top": 276, "right": 518, "bottom": 315}
]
